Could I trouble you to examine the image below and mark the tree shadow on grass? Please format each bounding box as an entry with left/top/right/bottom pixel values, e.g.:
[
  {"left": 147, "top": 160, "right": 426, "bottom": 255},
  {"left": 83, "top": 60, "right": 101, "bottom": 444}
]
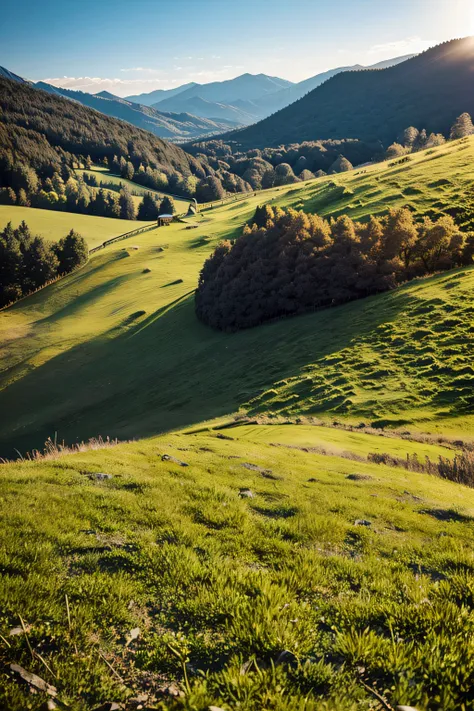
[{"left": 0, "top": 286, "right": 416, "bottom": 459}]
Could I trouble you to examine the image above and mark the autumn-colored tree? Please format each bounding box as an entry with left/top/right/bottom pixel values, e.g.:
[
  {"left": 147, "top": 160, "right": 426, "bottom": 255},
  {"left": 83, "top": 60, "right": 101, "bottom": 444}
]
[{"left": 196, "top": 205, "right": 469, "bottom": 332}]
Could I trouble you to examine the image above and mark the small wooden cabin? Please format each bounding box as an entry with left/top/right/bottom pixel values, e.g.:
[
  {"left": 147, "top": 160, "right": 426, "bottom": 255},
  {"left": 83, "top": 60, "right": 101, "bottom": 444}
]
[{"left": 157, "top": 214, "right": 173, "bottom": 227}]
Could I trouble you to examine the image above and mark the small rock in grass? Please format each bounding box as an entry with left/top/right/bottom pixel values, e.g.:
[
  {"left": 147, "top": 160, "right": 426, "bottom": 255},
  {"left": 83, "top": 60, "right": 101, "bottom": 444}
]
[
  {"left": 347, "top": 473, "right": 372, "bottom": 481},
  {"left": 396, "top": 707, "right": 420, "bottom": 711},
  {"left": 354, "top": 519, "right": 372, "bottom": 527},
  {"left": 10, "top": 664, "right": 57, "bottom": 697},
  {"left": 9, "top": 625, "right": 30, "bottom": 636},
  {"left": 239, "top": 488, "right": 254, "bottom": 498},
  {"left": 89, "top": 472, "right": 113, "bottom": 481},
  {"left": 125, "top": 627, "right": 140, "bottom": 646},
  {"left": 157, "top": 683, "right": 184, "bottom": 698},
  {"left": 307, "top": 478, "right": 319, "bottom": 483},
  {"left": 142, "top": 268, "right": 151, "bottom": 273},
  {"left": 93, "top": 704, "right": 123, "bottom": 711},
  {"left": 161, "top": 454, "right": 188, "bottom": 467},
  {"left": 241, "top": 462, "right": 279, "bottom": 478},
  {"left": 209, "top": 707, "right": 226, "bottom": 711}
]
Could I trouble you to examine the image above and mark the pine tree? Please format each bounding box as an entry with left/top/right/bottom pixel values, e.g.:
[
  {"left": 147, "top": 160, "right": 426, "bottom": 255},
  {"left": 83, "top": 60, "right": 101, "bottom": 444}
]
[
  {"left": 159, "top": 196, "right": 175, "bottom": 215},
  {"left": 137, "top": 192, "right": 160, "bottom": 221}
]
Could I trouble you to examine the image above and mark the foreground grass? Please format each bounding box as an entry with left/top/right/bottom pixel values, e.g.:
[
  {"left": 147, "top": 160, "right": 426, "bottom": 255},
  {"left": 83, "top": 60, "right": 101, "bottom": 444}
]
[
  {"left": 1, "top": 139, "right": 474, "bottom": 456},
  {"left": 1, "top": 425, "right": 474, "bottom": 710},
  {"left": 0, "top": 206, "right": 152, "bottom": 249}
]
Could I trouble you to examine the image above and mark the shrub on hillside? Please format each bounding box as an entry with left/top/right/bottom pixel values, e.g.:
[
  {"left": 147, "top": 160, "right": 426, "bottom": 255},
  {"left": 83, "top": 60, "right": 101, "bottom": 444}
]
[{"left": 196, "top": 205, "right": 471, "bottom": 331}]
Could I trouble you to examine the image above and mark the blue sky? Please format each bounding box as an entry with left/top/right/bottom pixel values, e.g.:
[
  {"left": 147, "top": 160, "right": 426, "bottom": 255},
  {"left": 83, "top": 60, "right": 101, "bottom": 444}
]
[{"left": 2, "top": 0, "right": 473, "bottom": 95}]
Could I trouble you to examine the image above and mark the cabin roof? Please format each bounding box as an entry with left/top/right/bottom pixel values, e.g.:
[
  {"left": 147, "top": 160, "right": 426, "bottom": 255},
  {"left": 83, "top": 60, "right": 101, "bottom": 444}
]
[{"left": 159, "top": 214, "right": 173, "bottom": 219}]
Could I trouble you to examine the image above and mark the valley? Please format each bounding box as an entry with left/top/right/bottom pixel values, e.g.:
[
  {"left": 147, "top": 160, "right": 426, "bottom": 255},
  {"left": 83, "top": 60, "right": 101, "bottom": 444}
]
[
  {"left": 2, "top": 18, "right": 474, "bottom": 711},
  {"left": 1, "top": 138, "right": 474, "bottom": 457}
]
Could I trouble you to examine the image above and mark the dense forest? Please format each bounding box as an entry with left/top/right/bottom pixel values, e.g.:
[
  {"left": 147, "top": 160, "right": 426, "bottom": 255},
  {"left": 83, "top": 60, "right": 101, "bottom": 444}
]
[
  {"left": 0, "top": 77, "right": 252, "bottom": 214},
  {"left": 223, "top": 38, "right": 474, "bottom": 149},
  {"left": 187, "top": 138, "right": 380, "bottom": 187},
  {"left": 188, "top": 112, "right": 473, "bottom": 188},
  {"left": 196, "top": 205, "right": 474, "bottom": 331},
  {"left": 0, "top": 221, "right": 88, "bottom": 306}
]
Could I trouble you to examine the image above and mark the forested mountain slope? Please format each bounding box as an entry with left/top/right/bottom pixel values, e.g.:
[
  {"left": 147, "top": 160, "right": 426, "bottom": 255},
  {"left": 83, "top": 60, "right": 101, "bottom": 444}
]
[
  {"left": 0, "top": 77, "right": 210, "bottom": 180},
  {"left": 34, "top": 81, "right": 238, "bottom": 140},
  {"left": 225, "top": 37, "right": 474, "bottom": 148}
]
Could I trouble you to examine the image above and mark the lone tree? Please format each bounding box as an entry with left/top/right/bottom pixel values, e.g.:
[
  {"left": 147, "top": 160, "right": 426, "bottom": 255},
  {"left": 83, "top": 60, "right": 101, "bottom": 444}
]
[
  {"left": 450, "top": 112, "right": 474, "bottom": 140},
  {"left": 159, "top": 196, "right": 175, "bottom": 215}
]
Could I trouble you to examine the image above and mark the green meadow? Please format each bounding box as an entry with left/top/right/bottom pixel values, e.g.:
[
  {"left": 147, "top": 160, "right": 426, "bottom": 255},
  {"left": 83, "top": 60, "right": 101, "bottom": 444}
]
[
  {"left": 1, "top": 138, "right": 474, "bottom": 709},
  {"left": 2, "top": 139, "right": 474, "bottom": 456},
  {"left": 1, "top": 426, "right": 474, "bottom": 710},
  {"left": 0, "top": 205, "right": 152, "bottom": 249},
  {"left": 77, "top": 167, "right": 190, "bottom": 211}
]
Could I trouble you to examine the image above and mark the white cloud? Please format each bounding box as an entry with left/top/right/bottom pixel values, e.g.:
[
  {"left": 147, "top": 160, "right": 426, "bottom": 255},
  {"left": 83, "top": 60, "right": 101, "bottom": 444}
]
[
  {"left": 41, "top": 75, "right": 179, "bottom": 95},
  {"left": 120, "top": 67, "right": 161, "bottom": 73},
  {"left": 367, "top": 36, "right": 436, "bottom": 57},
  {"left": 39, "top": 64, "right": 248, "bottom": 96}
]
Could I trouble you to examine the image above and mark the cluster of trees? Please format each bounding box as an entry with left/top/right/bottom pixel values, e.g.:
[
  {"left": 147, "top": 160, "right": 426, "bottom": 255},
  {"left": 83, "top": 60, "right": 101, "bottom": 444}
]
[
  {"left": 196, "top": 205, "right": 474, "bottom": 331},
  {"left": 189, "top": 138, "right": 379, "bottom": 189},
  {"left": 191, "top": 112, "right": 474, "bottom": 192},
  {"left": 0, "top": 163, "right": 175, "bottom": 222},
  {"left": 0, "top": 222, "right": 88, "bottom": 306},
  {"left": 385, "top": 113, "right": 474, "bottom": 159}
]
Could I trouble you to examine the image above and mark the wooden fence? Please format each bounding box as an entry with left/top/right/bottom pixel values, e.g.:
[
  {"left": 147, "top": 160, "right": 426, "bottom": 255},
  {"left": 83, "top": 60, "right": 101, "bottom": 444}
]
[{"left": 88, "top": 222, "right": 158, "bottom": 254}]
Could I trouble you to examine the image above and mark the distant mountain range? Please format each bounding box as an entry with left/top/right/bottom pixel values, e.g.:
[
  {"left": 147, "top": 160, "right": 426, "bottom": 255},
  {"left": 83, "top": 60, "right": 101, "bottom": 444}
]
[
  {"left": 33, "top": 82, "right": 240, "bottom": 141},
  {"left": 0, "top": 55, "right": 416, "bottom": 144},
  {"left": 221, "top": 37, "right": 474, "bottom": 149},
  {"left": 126, "top": 56, "right": 414, "bottom": 125}
]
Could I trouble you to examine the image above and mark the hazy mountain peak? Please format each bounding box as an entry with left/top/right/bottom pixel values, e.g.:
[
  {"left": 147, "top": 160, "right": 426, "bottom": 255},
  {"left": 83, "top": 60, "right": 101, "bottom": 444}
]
[{"left": 0, "top": 65, "right": 29, "bottom": 83}]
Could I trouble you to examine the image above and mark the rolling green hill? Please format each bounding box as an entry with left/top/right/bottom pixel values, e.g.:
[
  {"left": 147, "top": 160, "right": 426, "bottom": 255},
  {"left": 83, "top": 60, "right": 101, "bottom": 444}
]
[
  {"left": 225, "top": 37, "right": 474, "bottom": 149},
  {"left": 1, "top": 422, "right": 474, "bottom": 710},
  {"left": 2, "top": 99, "right": 474, "bottom": 711},
  {"left": 1, "top": 138, "right": 474, "bottom": 458},
  {"left": 0, "top": 206, "right": 153, "bottom": 249},
  {"left": 77, "top": 167, "right": 190, "bottom": 211}
]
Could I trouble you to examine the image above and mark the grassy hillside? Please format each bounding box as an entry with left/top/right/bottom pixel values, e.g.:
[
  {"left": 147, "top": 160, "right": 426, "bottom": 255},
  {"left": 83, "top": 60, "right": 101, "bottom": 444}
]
[
  {"left": 77, "top": 167, "right": 190, "bottom": 210},
  {"left": 0, "top": 206, "right": 152, "bottom": 249},
  {"left": 1, "top": 425, "right": 474, "bottom": 710},
  {"left": 1, "top": 138, "right": 474, "bottom": 457},
  {"left": 226, "top": 37, "right": 474, "bottom": 149}
]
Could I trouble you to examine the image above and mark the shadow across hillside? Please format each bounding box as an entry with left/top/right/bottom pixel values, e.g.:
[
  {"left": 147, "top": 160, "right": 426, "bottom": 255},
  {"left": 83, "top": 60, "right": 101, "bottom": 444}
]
[{"left": 0, "top": 283, "right": 415, "bottom": 459}]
